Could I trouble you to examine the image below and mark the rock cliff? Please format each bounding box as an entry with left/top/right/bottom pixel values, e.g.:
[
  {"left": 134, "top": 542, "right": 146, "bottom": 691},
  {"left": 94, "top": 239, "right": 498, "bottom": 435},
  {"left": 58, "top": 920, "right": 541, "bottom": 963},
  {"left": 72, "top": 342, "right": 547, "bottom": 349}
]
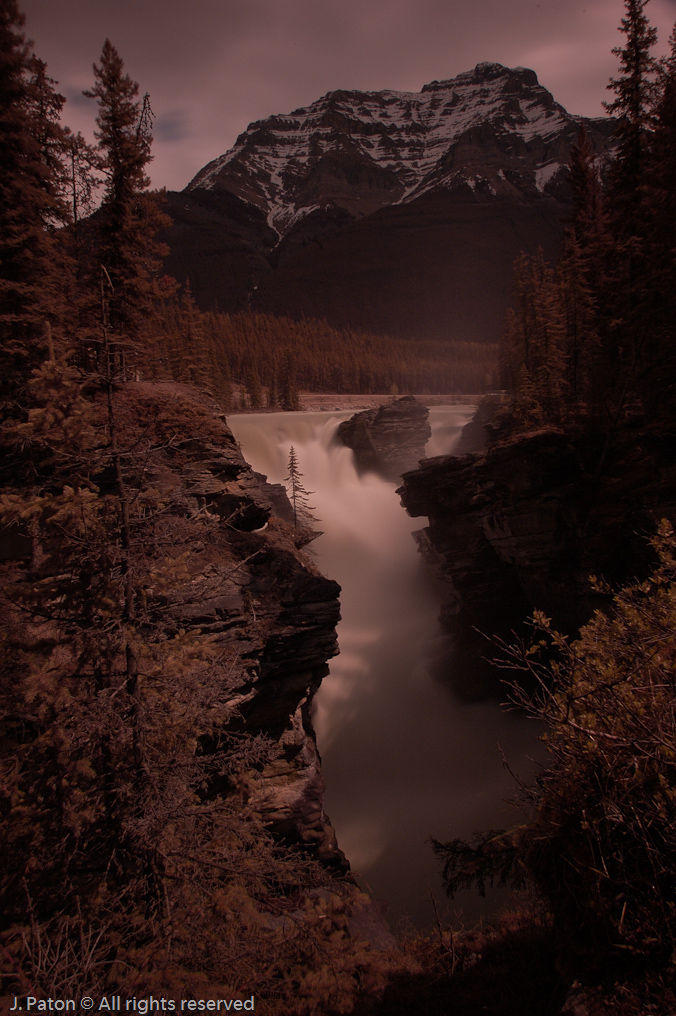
[
  {"left": 398, "top": 423, "right": 676, "bottom": 649},
  {"left": 337, "top": 395, "right": 431, "bottom": 480},
  {"left": 117, "top": 383, "right": 346, "bottom": 866},
  {"left": 453, "top": 391, "right": 509, "bottom": 454}
]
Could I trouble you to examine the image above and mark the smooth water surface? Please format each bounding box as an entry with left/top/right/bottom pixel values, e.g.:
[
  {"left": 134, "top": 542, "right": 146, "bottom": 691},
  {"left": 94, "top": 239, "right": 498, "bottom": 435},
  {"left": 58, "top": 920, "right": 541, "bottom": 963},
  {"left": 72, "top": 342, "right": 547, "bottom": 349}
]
[{"left": 229, "top": 407, "right": 542, "bottom": 927}]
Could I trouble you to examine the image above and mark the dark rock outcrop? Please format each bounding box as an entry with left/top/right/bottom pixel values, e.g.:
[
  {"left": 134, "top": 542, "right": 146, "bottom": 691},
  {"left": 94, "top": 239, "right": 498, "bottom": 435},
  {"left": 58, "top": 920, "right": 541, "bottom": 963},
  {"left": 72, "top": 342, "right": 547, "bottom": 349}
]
[
  {"left": 454, "top": 391, "right": 509, "bottom": 454},
  {"left": 337, "top": 396, "right": 431, "bottom": 480},
  {"left": 115, "top": 383, "right": 346, "bottom": 868},
  {"left": 398, "top": 425, "right": 676, "bottom": 648}
]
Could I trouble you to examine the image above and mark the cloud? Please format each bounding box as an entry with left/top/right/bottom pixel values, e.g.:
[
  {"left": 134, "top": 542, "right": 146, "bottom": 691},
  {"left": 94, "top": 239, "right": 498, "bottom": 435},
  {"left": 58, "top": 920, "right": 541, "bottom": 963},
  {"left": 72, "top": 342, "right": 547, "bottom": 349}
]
[{"left": 154, "top": 109, "right": 190, "bottom": 144}]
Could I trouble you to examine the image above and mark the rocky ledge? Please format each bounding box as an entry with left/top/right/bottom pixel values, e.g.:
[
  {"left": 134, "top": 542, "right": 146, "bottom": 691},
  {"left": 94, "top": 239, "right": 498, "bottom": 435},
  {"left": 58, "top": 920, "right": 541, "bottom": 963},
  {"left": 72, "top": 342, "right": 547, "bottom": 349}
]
[
  {"left": 398, "top": 422, "right": 676, "bottom": 649},
  {"left": 151, "top": 384, "right": 345, "bottom": 866},
  {"left": 337, "top": 395, "right": 431, "bottom": 480},
  {"left": 3, "top": 381, "right": 346, "bottom": 869}
]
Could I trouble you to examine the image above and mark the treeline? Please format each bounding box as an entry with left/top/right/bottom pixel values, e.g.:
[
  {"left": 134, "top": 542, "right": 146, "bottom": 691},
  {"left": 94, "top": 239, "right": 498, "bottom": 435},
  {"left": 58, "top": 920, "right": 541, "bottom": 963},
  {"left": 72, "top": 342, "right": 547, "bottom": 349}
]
[
  {"left": 0, "top": 18, "right": 172, "bottom": 408},
  {"left": 150, "top": 296, "right": 498, "bottom": 408},
  {"left": 500, "top": 1, "right": 676, "bottom": 440}
]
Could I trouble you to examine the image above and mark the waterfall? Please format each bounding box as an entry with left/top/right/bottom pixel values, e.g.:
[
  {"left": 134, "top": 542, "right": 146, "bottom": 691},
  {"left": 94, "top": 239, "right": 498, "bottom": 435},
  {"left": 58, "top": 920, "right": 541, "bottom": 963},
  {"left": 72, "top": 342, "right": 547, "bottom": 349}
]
[{"left": 229, "top": 407, "right": 541, "bottom": 928}]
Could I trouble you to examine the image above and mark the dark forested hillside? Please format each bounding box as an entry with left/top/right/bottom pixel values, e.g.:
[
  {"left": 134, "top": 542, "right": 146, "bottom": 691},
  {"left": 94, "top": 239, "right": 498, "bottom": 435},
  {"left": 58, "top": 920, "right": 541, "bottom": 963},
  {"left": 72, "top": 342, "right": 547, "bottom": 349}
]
[
  {"left": 0, "top": 7, "right": 400, "bottom": 1006},
  {"left": 149, "top": 302, "right": 498, "bottom": 408},
  {"left": 406, "top": 4, "right": 676, "bottom": 1012},
  {"left": 498, "top": 4, "right": 676, "bottom": 436}
]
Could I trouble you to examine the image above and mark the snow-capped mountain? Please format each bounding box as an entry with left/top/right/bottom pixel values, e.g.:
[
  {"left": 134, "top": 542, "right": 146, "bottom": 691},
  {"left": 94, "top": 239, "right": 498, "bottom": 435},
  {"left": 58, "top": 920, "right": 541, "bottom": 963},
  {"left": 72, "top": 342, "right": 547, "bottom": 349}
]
[
  {"left": 186, "top": 62, "right": 612, "bottom": 237},
  {"left": 162, "top": 63, "right": 615, "bottom": 343}
]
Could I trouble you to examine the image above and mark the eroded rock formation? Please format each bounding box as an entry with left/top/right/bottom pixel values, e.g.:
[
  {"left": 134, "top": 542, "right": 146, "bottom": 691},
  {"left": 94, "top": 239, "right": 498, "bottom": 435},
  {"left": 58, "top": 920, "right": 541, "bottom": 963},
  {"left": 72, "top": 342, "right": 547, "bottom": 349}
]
[
  {"left": 337, "top": 395, "right": 431, "bottom": 480},
  {"left": 399, "top": 424, "right": 676, "bottom": 647},
  {"left": 453, "top": 391, "right": 508, "bottom": 454},
  {"left": 115, "top": 384, "right": 346, "bottom": 867}
]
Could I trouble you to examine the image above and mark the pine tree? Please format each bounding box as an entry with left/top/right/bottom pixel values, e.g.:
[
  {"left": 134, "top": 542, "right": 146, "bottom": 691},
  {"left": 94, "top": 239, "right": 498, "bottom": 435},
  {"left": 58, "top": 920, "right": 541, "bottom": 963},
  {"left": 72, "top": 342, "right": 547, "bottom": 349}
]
[
  {"left": 245, "top": 364, "right": 263, "bottom": 409},
  {"left": 597, "top": 1, "right": 663, "bottom": 433},
  {"left": 279, "top": 354, "right": 301, "bottom": 411},
  {"left": 177, "top": 278, "right": 208, "bottom": 382},
  {"left": 639, "top": 23, "right": 676, "bottom": 419},
  {"left": 499, "top": 251, "right": 567, "bottom": 426},
  {"left": 267, "top": 362, "right": 279, "bottom": 408},
  {"left": 604, "top": 0, "right": 659, "bottom": 235},
  {"left": 0, "top": 0, "right": 66, "bottom": 406},
  {"left": 557, "top": 237, "right": 597, "bottom": 409},
  {"left": 285, "top": 446, "right": 317, "bottom": 532},
  {"left": 85, "top": 40, "right": 170, "bottom": 344}
]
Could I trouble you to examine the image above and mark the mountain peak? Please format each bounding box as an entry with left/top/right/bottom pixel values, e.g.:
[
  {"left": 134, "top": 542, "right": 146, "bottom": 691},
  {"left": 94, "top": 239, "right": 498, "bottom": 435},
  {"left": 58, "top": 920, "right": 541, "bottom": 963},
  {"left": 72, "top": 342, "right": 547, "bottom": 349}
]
[
  {"left": 186, "top": 64, "right": 614, "bottom": 238},
  {"left": 421, "top": 62, "right": 539, "bottom": 91}
]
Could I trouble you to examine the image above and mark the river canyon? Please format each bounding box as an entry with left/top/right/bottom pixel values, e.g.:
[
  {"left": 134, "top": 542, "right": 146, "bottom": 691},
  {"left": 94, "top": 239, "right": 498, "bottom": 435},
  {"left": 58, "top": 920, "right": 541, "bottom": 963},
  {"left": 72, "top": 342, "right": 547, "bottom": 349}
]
[{"left": 229, "top": 407, "right": 543, "bottom": 929}]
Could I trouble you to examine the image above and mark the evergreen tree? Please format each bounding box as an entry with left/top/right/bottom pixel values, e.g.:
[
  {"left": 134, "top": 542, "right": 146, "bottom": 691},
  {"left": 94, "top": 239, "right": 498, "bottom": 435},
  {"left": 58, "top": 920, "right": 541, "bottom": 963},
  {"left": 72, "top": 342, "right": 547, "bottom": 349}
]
[
  {"left": 285, "top": 446, "right": 317, "bottom": 532},
  {"left": 604, "top": 0, "right": 659, "bottom": 234},
  {"left": 499, "top": 250, "right": 567, "bottom": 426},
  {"left": 599, "top": 2, "right": 660, "bottom": 431},
  {"left": 176, "top": 278, "right": 208, "bottom": 382},
  {"left": 267, "top": 362, "right": 279, "bottom": 409},
  {"left": 245, "top": 364, "right": 263, "bottom": 409},
  {"left": 639, "top": 23, "right": 676, "bottom": 418},
  {"left": 0, "top": 0, "right": 66, "bottom": 406},
  {"left": 567, "top": 125, "right": 608, "bottom": 265},
  {"left": 558, "top": 128, "right": 608, "bottom": 412},
  {"left": 85, "top": 40, "right": 170, "bottom": 343},
  {"left": 279, "top": 354, "right": 301, "bottom": 411},
  {"left": 556, "top": 237, "right": 597, "bottom": 409}
]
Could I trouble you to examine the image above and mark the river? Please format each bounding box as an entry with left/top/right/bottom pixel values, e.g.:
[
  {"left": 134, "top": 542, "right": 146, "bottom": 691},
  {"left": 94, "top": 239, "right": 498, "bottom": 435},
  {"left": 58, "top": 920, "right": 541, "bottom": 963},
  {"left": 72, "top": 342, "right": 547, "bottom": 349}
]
[{"left": 228, "top": 406, "right": 542, "bottom": 929}]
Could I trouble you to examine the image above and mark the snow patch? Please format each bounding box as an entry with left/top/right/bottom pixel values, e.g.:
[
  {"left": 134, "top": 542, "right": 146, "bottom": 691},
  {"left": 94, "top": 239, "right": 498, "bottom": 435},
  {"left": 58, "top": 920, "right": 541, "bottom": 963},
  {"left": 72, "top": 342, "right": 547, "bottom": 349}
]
[{"left": 535, "top": 161, "right": 562, "bottom": 192}]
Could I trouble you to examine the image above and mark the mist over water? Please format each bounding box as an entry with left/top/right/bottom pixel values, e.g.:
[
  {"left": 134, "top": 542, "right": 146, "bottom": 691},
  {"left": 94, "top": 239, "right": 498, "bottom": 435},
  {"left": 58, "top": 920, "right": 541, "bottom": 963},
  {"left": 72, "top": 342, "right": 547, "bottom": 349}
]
[{"left": 229, "top": 407, "right": 543, "bottom": 928}]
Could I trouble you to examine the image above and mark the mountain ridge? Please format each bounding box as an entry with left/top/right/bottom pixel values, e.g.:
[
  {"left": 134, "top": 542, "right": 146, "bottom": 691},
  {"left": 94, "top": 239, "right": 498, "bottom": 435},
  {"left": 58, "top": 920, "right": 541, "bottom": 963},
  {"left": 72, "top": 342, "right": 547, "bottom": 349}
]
[
  {"left": 161, "top": 62, "right": 616, "bottom": 343},
  {"left": 186, "top": 62, "right": 613, "bottom": 238}
]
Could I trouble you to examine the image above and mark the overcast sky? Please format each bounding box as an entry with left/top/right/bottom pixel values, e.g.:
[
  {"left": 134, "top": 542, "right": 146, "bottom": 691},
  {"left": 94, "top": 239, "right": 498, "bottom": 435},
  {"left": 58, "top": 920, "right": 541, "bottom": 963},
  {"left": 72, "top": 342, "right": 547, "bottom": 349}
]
[{"left": 19, "top": 0, "right": 676, "bottom": 192}]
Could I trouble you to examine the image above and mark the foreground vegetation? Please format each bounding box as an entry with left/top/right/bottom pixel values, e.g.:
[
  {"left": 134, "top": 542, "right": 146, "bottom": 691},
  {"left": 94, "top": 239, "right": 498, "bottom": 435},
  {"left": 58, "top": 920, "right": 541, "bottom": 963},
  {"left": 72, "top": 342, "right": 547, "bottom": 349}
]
[{"left": 435, "top": 523, "right": 676, "bottom": 1012}]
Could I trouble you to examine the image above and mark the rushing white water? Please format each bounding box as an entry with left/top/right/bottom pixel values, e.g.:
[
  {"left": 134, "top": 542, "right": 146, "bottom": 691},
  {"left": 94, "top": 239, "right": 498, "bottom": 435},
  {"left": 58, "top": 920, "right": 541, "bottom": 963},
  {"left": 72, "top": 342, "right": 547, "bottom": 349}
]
[{"left": 229, "top": 407, "right": 542, "bottom": 928}]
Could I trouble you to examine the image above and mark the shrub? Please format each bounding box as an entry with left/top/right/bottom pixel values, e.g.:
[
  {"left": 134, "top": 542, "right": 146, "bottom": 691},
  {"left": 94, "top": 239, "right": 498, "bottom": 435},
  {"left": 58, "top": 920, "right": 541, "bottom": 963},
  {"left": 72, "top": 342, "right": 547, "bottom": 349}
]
[{"left": 436, "top": 521, "right": 676, "bottom": 980}]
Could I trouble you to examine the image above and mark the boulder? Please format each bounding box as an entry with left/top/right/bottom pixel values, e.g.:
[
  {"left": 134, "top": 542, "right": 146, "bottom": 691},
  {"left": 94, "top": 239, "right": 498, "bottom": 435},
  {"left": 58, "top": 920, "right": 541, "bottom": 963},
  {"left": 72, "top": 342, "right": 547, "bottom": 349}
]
[{"left": 337, "top": 395, "right": 431, "bottom": 480}]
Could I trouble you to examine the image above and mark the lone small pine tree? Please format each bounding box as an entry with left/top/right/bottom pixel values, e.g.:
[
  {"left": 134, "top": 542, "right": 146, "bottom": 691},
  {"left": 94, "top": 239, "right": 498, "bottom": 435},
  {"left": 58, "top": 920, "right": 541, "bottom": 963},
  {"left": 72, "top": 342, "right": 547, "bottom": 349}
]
[{"left": 285, "top": 446, "right": 317, "bottom": 531}]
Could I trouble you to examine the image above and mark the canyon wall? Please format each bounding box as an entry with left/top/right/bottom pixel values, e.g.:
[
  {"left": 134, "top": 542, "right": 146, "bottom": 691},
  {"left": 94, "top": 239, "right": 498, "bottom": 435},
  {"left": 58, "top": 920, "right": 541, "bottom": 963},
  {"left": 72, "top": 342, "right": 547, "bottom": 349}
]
[
  {"left": 90, "top": 384, "right": 346, "bottom": 867},
  {"left": 160, "top": 385, "right": 345, "bottom": 865},
  {"left": 399, "top": 421, "right": 676, "bottom": 647}
]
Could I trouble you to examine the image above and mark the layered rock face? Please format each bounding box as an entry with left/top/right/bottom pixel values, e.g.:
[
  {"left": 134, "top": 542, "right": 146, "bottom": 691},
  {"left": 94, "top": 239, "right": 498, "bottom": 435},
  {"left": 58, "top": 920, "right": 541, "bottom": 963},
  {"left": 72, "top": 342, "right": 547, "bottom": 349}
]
[
  {"left": 161, "top": 63, "right": 615, "bottom": 342},
  {"left": 399, "top": 425, "right": 676, "bottom": 645},
  {"left": 187, "top": 62, "right": 610, "bottom": 235},
  {"left": 337, "top": 396, "right": 431, "bottom": 480},
  {"left": 453, "top": 391, "right": 509, "bottom": 454},
  {"left": 117, "top": 383, "right": 345, "bottom": 866}
]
